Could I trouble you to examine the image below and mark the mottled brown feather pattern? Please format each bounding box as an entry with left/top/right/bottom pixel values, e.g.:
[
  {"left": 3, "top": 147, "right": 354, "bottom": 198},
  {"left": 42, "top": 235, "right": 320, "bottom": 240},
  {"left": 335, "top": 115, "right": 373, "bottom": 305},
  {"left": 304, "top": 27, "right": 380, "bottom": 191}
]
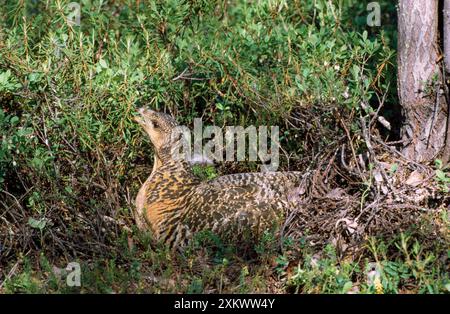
[{"left": 134, "top": 108, "right": 305, "bottom": 249}]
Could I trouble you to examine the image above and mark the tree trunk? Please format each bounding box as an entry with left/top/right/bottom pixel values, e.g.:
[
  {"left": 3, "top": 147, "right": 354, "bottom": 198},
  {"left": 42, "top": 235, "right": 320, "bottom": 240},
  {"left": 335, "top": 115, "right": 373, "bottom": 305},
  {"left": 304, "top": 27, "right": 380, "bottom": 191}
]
[
  {"left": 444, "top": 0, "right": 450, "bottom": 73},
  {"left": 398, "top": 0, "right": 448, "bottom": 163},
  {"left": 443, "top": 0, "right": 450, "bottom": 163}
]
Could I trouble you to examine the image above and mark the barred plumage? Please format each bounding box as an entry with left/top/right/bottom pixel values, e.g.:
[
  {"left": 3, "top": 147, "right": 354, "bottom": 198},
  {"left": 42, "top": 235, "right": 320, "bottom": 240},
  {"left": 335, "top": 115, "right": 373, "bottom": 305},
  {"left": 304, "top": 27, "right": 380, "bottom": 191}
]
[{"left": 134, "top": 108, "right": 305, "bottom": 249}]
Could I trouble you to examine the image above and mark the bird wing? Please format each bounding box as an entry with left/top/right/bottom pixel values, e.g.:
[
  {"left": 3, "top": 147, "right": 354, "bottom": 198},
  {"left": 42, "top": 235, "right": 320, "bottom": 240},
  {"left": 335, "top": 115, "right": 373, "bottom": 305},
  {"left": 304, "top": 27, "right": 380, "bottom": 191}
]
[
  {"left": 206, "top": 171, "right": 305, "bottom": 200},
  {"left": 187, "top": 172, "right": 305, "bottom": 237}
]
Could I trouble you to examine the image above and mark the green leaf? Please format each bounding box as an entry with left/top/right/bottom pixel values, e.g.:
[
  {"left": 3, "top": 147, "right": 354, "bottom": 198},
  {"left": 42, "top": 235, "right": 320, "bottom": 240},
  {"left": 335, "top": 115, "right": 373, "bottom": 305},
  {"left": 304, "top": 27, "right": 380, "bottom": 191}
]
[
  {"left": 445, "top": 284, "right": 450, "bottom": 292},
  {"left": 28, "top": 72, "right": 42, "bottom": 83},
  {"left": 352, "top": 64, "right": 360, "bottom": 80},
  {"left": 0, "top": 70, "right": 11, "bottom": 84},
  {"left": 362, "top": 30, "right": 368, "bottom": 41},
  {"left": 390, "top": 163, "right": 398, "bottom": 174},
  {"left": 99, "top": 59, "right": 108, "bottom": 69},
  {"left": 342, "top": 281, "right": 353, "bottom": 293},
  {"left": 436, "top": 170, "right": 446, "bottom": 181},
  {"left": 28, "top": 217, "right": 47, "bottom": 230},
  {"left": 10, "top": 116, "right": 19, "bottom": 125}
]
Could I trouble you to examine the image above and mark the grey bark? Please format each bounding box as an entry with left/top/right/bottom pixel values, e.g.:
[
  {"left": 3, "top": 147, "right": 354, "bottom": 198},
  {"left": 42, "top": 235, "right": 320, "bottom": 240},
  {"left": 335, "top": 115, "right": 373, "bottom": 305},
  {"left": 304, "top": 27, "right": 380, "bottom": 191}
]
[
  {"left": 398, "top": 0, "right": 448, "bottom": 163},
  {"left": 444, "top": 0, "right": 450, "bottom": 73},
  {"left": 443, "top": 0, "right": 450, "bottom": 163}
]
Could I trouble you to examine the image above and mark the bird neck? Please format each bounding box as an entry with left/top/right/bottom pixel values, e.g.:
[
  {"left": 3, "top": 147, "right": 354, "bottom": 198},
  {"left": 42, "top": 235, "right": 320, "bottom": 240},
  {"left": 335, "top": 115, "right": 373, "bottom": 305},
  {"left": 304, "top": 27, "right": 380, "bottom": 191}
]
[
  {"left": 152, "top": 143, "right": 194, "bottom": 176},
  {"left": 151, "top": 152, "right": 198, "bottom": 184},
  {"left": 151, "top": 154, "right": 163, "bottom": 174},
  {"left": 143, "top": 152, "right": 199, "bottom": 239}
]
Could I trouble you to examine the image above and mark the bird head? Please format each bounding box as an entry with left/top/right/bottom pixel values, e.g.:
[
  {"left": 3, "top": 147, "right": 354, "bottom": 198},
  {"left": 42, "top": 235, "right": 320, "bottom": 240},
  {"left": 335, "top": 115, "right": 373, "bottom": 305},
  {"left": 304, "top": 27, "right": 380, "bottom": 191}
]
[{"left": 134, "top": 108, "right": 180, "bottom": 157}]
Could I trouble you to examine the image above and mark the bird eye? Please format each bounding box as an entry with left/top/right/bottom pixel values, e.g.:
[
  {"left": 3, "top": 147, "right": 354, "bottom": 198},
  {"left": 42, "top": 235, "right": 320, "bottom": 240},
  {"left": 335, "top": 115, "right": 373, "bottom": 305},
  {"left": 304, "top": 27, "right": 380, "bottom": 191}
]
[{"left": 152, "top": 120, "right": 160, "bottom": 129}]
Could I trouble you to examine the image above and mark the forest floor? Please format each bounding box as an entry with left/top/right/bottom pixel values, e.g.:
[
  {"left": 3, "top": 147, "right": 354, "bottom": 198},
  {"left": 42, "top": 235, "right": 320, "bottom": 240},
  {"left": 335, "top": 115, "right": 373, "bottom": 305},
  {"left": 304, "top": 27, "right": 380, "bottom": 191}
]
[{"left": 0, "top": 224, "right": 448, "bottom": 294}]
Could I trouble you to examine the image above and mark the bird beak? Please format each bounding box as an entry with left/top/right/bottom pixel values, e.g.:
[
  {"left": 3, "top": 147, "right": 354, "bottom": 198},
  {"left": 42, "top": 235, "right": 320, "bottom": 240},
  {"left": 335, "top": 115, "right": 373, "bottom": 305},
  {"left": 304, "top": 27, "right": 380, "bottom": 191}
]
[
  {"left": 133, "top": 115, "right": 142, "bottom": 124},
  {"left": 135, "top": 107, "right": 155, "bottom": 126},
  {"left": 138, "top": 107, "right": 155, "bottom": 115},
  {"left": 134, "top": 107, "right": 146, "bottom": 123}
]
